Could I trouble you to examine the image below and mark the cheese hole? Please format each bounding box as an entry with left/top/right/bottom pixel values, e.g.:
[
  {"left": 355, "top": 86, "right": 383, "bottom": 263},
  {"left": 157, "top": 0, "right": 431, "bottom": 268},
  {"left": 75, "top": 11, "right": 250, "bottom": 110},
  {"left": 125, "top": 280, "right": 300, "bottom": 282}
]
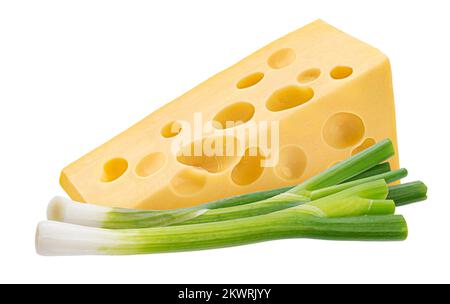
[
  {"left": 297, "top": 68, "right": 321, "bottom": 84},
  {"left": 266, "top": 85, "right": 314, "bottom": 112},
  {"left": 237, "top": 72, "right": 264, "bottom": 89},
  {"left": 177, "top": 136, "right": 240, "bottom": 173},
  {"left": 161, "top": 121, "right": 182, "bottom": 138},
  {"left": 231, "top": 147, "right": 265, "bottom": 186},
  {"left": 267, "top": 48, "right": 296, "bottom": 69},
  {"left": 275, "top": 146, "right": 307, "bottom": 181},
  {"left": 330, "top": 66, "right": 353, "bottom": 80},
  {"left": 323, "top": 112, "right": 365, "bottom": 149},
  {"left": 170, "top": 169, "right": 207, "bottom": 196},
  {"left": 101, "top": 158, "right": 128, "bottom": 182},
  {"left": 135, "top": 152, "right": 167, "bottom": 177},
  {"left": 352, "top": 138, "right": 376, "bottom": 156},
  {"left": 213, "top": 102, "right": 255, "bottom": 129}
]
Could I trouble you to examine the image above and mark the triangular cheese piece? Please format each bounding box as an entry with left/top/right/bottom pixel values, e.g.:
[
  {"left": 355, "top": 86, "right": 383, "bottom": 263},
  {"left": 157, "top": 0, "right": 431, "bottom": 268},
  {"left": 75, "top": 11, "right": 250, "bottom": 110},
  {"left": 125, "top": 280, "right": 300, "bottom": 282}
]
[{"left": 61, "top": 20, "right": 399, "bottom": 210}]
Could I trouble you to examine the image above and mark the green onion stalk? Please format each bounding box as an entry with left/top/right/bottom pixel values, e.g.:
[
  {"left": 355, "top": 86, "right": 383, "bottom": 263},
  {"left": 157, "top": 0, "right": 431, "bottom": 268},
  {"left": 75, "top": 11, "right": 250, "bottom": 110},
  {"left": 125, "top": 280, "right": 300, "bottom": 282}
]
[
  {"left": 36, "top": 180, "right": 407, "bottom": 256},
  {"left": 47, "top": 178, "right": 424, "bottom": 229},
  {"left": 387, "top": 181, "right": 428, "bottom": 206},
  {"left": 36, "top": 139, "right": 425, "bottom": 256},
  {"left": 49, "top": 170, "right": 406, "bottom": 229}
]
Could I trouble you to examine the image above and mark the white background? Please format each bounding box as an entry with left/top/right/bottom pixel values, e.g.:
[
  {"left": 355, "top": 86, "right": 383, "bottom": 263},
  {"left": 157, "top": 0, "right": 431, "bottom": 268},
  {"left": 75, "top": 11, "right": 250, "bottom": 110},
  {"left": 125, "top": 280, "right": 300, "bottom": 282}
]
[{"left": 0, "top": 0, "right": 448, "bottom": 284}]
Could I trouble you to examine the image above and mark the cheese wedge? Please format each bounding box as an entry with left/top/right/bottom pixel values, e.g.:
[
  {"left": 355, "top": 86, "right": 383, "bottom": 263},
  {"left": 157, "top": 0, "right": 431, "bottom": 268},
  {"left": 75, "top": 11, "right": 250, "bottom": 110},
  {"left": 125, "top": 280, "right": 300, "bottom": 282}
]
[{"left": 60, "top": 20, "right": 399, "bottom": 210}]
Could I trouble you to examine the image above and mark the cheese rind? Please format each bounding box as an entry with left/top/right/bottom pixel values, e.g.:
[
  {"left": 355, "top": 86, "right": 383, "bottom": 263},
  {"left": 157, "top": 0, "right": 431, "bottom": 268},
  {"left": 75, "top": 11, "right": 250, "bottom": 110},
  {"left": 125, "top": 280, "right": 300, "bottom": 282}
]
[{"left": 61, "top": 20, "right": 399, "bottom": 210}]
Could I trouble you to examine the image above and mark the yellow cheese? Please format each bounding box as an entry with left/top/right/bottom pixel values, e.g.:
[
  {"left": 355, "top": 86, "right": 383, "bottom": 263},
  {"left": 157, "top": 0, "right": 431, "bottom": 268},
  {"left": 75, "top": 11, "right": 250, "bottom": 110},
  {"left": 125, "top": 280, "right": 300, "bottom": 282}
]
[{"left": 60, "top": 20, "right": 399, "bottom": 210}]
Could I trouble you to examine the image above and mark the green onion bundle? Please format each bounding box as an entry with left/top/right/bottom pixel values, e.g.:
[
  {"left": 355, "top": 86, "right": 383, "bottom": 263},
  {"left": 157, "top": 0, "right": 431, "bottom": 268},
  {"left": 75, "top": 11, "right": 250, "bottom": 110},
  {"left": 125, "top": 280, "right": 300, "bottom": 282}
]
[{"left": 36, "top": 139, "right": 427, "bottom": 256}]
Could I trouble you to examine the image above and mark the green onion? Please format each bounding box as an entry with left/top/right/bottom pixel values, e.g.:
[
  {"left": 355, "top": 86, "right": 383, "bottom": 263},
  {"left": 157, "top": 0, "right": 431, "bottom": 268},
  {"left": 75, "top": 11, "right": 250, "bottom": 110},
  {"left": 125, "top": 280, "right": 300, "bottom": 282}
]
[
  {"left": 36, "top": 138, "right": 419, "bottom": 256},
  {"left": 36, "top": 190, "right": 405, "bottom": 256},
  {"left": 37, "top": 215, "right": 408, "bottom": 256},
  {"left": 48, "top": 177, "right": 420, "bottom": 230},
  {"left": 35, "top": 137, "right": 428, "bottom": 256},
  {"left": 48, "top": 168, "right": 406, "bottom": 229},
  {"left": 344, "top": 162, "right": 391, "bottom": 182},
  {"left": 47, "top": 197, "right": 208, "bottom": 229},
  {"left": 387, "top": 181, "right": 428, "bottom": 206}
]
